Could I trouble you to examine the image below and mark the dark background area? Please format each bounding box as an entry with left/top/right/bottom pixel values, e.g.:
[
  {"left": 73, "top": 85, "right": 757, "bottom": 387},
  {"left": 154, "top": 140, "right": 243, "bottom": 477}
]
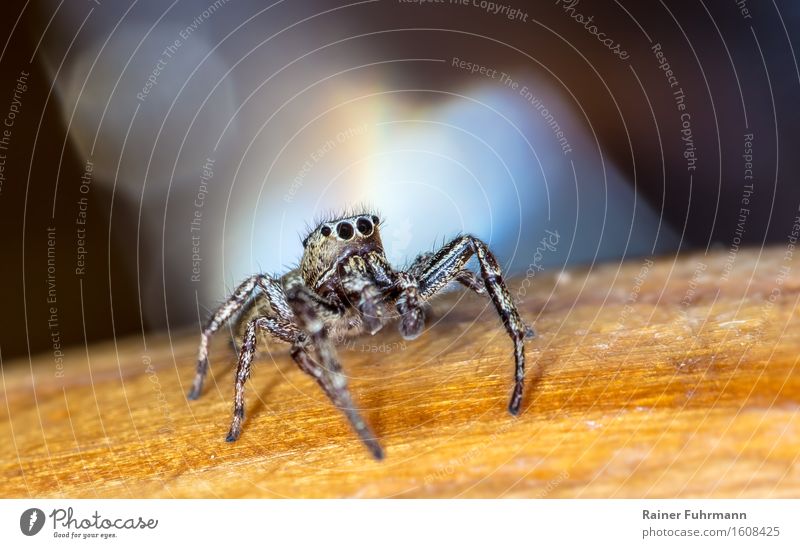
[{"left": 1, "top": 0, "right": 799, "bottom": 361}]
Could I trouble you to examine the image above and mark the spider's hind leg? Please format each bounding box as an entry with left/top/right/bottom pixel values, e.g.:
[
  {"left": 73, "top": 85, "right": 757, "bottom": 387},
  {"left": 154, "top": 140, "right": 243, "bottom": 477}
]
[
  {"left": 395, "top": 252, "right": 492, "bottom": 340},
  {"left": 190, "top": 274, "right": 291, "bottom": 400},
  {"left": 225, "top": 316, "right": 299, "bottom": 442}
]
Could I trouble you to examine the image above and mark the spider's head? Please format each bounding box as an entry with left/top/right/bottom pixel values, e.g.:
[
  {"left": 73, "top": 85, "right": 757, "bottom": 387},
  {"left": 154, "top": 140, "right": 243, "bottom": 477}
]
[{"left": 300, "top": 213, "right": 385, "bottom": 288}]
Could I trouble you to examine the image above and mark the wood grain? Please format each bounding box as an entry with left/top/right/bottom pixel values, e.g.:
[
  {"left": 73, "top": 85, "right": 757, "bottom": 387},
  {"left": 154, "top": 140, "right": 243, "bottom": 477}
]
[{"left": 2, "top": 247, "right": 800, "bottom": 498}]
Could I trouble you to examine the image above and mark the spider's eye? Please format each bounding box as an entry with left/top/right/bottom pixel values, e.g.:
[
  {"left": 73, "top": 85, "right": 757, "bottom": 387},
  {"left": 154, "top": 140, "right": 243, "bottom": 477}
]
[
  {"left": 321, "top": 225, "right": 332, "bottom": 237},
  {"left": 336, "top": 222, "right": 354, "bottom": 240},
  {"left": 356, "top": 217, "right": 373, "bottom": 236},
  {"left": 371, "top": 215, "right": 379, "bottom": 225}
]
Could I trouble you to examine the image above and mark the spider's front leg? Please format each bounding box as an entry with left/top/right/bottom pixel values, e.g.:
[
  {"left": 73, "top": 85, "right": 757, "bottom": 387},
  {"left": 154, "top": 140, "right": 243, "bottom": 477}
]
[
  {"left": 286, "top": 285, "right": 384, "bottom": 460},
  {"left": 406, "top": 235, "right": 534, "bottom": 415},
  {"left": 394, "top": 250, "right": 501, "bottom": 339},
  {"left": 190, "top": 273, "right": 291, "bottom": 400},
  {"left": 408, "top": 251, "right": 486, "bottom": 295}
]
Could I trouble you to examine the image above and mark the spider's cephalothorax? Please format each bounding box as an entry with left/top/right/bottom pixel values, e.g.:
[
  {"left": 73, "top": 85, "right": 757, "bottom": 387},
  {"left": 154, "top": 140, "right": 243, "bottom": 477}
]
[
  {"left": 300, "top": 214, "right": 385, "bottom": 289},
  {"left": 189, "top": 212, "right": 535, "bottom": 459}
]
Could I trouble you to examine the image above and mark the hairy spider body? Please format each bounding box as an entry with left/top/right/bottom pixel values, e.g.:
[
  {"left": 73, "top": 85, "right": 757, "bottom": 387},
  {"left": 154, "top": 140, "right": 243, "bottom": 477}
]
[{"left": 189, "top": 212, "right": 534, "bottom": 459}]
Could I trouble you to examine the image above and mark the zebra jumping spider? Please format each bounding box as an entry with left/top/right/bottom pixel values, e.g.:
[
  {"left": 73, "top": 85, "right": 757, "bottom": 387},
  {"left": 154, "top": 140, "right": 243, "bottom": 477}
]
[{"left": 189, "top": 211, "right": 534, "bottom": 459}]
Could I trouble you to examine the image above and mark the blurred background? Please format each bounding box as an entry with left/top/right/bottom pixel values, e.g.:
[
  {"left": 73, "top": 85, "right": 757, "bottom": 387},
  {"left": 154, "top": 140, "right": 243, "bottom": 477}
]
[{"left": 0, "top": 0, "right": 798, "bottom": 360}]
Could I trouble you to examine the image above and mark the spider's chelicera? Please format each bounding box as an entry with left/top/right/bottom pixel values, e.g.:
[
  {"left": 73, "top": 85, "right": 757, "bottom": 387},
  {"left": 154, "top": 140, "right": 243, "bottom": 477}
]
[{"left": 189, "top": 211, "right": 535, "bottom": 459}]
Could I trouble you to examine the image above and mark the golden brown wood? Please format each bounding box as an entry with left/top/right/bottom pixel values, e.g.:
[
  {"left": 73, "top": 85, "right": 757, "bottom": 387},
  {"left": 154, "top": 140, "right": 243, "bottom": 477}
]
[{"left": 2, "top": 247, "right": 800, "bottom": 497}]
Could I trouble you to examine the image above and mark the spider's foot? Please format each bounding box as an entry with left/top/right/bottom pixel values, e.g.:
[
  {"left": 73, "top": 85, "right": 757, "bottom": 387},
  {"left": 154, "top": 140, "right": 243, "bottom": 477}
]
[
  {"left": 226, "top": 411, "right": 243, "bottom": 442},
  {"left": 508, "top": 384, "right": 524, "bottom": 416},
  {"left": 187, "top": 378, "right": 204, "bottom": 400},
  {"left": 225, "top": 429, "right": 241, "bottom": 443},
  {"left": 364, "top": 438, "right": 385, "bottom": 460},
  {"left": 525, "top": 325, "right": 536, "bottom": 339},
  {"left": 342, "top": 407, "right": 385, "bottom": 459},
  {"left": 187, "top": 357, "right": 208, "bottom": 400}
]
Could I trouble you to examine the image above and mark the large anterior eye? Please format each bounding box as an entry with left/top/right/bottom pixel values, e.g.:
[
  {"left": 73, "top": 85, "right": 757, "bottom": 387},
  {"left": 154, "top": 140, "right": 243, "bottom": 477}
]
[
  {"left": 336, "top": 222, "right": 354, "bottom": 240},
  {"left": 356, "top": 217, "right": 373, "bottom": 236}
]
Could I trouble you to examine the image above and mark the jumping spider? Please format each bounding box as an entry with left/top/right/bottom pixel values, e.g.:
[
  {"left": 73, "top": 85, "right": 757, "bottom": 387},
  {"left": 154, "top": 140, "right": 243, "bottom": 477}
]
[{"left": 189, "top": 211, "right": 534, "bottom": 459}]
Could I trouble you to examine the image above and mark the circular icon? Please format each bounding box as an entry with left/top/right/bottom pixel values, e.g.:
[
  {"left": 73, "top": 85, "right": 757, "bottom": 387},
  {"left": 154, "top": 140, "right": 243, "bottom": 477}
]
[{"left": 20, "top": 508, "right": 45, "bottom": 536}]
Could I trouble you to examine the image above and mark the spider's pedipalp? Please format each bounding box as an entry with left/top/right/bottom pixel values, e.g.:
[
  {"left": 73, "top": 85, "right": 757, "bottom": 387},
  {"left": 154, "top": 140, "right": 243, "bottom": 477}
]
[
  {"left": 364, "top": 250, "right": 394, "bottom": 289},
  {"left": 394, "top": 271, "right": 424, "bottom": 340},
  {"left": 340, "top": 255, "right": 386, "bottom": 334},
  {"left": 343, "top": 276, "right": 384, "bottom": 334}
]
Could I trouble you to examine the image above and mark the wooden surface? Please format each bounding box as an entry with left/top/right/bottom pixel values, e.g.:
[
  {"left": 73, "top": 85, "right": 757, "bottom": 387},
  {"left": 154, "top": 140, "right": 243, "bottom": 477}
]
[{"left": 2, "top": 247, "right": 800, "bottom": 498}]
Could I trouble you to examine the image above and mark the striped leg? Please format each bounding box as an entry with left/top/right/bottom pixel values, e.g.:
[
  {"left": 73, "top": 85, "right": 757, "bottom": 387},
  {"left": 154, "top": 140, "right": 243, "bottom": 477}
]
[
  {"left": 190, "top": 274, "right": 291, "bottom": 400},
  {"left": 226, "top": 317, "right": 300, "bottom": 442},
  {"left": 396, "top": 252, "right": 485, "bottom": 340},
  {"left": 414, "top": 235, "right": 534, "bottom": 415},
  {"left": 408, "top": 251, "right": 485, "bottom": 294},
  {"left": 286, "top": 285, "right": 384, "bottom": 460}
]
